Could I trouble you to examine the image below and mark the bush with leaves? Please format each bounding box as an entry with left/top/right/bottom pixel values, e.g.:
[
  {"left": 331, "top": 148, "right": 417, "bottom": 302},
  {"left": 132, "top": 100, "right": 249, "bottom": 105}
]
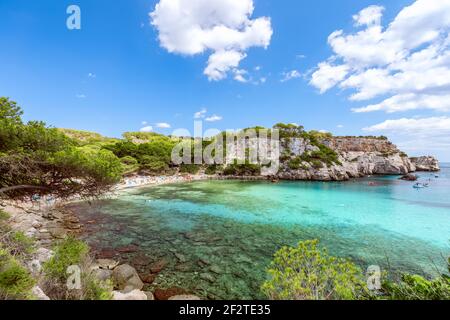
[
  {"left": 43, "top": 237, "right": 112, "bottom": 300},
  {"left": 382, "top": 259, "right": 450, "bottom": 300},
  {"left": 262, "top": 240, "right": 368, "bottom": 300},
  {"left": 179, "top": 164, "right": 201, "bottom": 175},
  {"left": 0, "top": 248, "right": 35, "bottom": 300},
  {"left": 0, "top": 98, "right": 123, "bottom": 200}
]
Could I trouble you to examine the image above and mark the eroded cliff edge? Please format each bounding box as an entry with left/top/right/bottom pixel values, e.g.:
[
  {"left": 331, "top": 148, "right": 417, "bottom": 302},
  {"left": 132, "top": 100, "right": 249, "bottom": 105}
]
[{"left": 274, "top": 136, "right": 439, "bottom": 181}]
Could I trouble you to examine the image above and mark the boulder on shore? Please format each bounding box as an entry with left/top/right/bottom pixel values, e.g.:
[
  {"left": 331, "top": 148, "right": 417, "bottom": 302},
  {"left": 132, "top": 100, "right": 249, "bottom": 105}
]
[
  {"left": 112, "top": 289, "right": 147, "bottom": 300},
  {"left": 112, "top": 264, "right": 144, "bottom": 292},
  {"left": 31, "top": 286, "right": 50, "bottom": 300}
]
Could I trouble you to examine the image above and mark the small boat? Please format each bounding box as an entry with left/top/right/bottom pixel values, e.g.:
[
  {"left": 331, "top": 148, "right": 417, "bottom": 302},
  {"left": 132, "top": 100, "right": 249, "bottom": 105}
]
[{"left": 413, "top": 183, "right": 428, "bottom": 189}]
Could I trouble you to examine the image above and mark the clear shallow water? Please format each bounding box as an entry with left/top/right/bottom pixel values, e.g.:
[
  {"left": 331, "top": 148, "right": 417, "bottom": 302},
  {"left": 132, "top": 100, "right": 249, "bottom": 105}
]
[{"left": 68, "top": 165, "right": 450, "bottom": 299}]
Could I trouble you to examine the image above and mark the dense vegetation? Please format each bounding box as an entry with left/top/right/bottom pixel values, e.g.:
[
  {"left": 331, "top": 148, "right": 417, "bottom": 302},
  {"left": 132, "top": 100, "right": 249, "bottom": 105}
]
[
  {"left": 0, "top": 98, "right": 122, "bottom": 200},
  {"left": 42, "top": 237, "right": 113, "bottom": 300},
  {"left": 0, "top": 210, "right": 36, "bottom": 300},
  {"left": 0, "top": 97, "right": 350, "bottom": 197},
  {"left": 0, "top": 209, "right": 113, "bottom": 300},
  {"left": 262, "top": 240, "right": 368, "bottom": 300},
  {"left": 263, "top": 240, "right": 450, "bottom": 300}
]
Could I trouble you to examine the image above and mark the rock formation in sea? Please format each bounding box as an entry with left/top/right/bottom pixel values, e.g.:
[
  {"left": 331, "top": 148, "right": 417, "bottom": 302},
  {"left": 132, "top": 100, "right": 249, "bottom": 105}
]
[
  {"left": 227, "top": 134, "right": 440, "bottom": 181},
  {"left": 410, "top": 156, "right": 440, "bottom": 172}
]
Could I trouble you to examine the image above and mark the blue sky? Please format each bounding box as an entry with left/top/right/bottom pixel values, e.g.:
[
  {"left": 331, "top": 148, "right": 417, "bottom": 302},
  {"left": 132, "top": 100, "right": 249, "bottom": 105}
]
[{"left": 1, "top": 0, "right": 449, "bottom": 160}]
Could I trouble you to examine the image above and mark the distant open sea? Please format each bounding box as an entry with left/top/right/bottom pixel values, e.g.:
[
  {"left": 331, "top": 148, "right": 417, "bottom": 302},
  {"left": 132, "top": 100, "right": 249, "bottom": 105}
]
[{"left": 68, "top": 164, "right": 450, "bottom": 299}]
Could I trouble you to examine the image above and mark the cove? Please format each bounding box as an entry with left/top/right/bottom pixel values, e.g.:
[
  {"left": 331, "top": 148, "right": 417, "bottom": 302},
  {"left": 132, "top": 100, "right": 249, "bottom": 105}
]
[{"left": 67, "top": 165, "right": 450, "bottom": 299}]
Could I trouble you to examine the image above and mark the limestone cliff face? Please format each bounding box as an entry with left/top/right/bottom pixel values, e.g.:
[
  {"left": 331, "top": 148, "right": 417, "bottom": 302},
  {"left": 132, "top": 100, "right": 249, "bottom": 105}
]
[
  {"left": 276, "top": 137, "right": 419, "bottom": 181},
  {"left": 224, "top": 135, "right": 439, "bottom": 181},
  {"left": 410, "top": 156, "right": 440, "bottom": 172}
]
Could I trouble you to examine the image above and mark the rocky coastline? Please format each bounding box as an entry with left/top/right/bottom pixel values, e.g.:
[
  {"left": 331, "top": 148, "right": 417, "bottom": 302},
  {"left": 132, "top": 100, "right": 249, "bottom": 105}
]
[
  {"left": 276, "top": 137, "right": 439, "bottom": 181},
  {"left": 1, "top": 135, "right": 441, "bottom": 300}
]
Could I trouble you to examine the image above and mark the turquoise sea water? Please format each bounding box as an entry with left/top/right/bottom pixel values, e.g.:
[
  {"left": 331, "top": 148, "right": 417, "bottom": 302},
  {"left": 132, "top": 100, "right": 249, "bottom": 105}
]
[{"left": 68, "top": 165, "right": 450, "bottom": 299}]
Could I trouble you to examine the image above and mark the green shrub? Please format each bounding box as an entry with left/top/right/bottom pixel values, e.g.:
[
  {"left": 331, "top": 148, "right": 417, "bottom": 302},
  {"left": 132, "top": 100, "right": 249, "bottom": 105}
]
[
  {"left": 223, "top": 163, "right": 261, "bottom": 176},
  {"left": 262, "top": 240, "right": 368, "bottom": 300},
  {"left": 7, "top": 231, "right": 34, "bottom": 257},
  {"left": 83, "top": 277, "right": 113, "bottom": 300},
  {"left": 43, "top": 237, "right": 89, "bottom": 281},
  {"left": 179, "top": 164, "right": 201, "bottom": 175},
  {"left": 0, "top": 209, "right": 9, "bottom": 221},
  {"left": 382, "top": 259, "right": 450, "bottom": 300},
  {"left": 205, "top": 165, "right": 219, "bottom": 175},
  {"left": 0, "top": 248, "right": 35, "bottom": 299},
  {"left": 139, "top": 155, "right": 169, "bottom": 173},
  {"left": 120, "top": 156, "right": 138, "bottom": 166}
]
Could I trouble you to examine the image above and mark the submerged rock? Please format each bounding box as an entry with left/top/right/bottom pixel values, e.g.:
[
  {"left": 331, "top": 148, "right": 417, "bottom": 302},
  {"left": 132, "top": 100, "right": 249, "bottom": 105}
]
[
  {"left": 209, "top": 265, "right": 224, "bottom": 274},
  {"left": 154, "top": 287, "right": 187, "bottom": 300},
  {"left": 400, "top": 174, "right": 418, "bottom": 181},
  {"left": 141, "top": 274, "right": 157, "bottom": 284},
  {"left": 116, "top": 244, "right": 139, "bottom": 253},
  {"left": 200, "top": 273, "right": 215, "bottom": 283},
  {"left": 174, "top": 253, "right": 187, "bottom": 263},
  {"left": 150, "top": 259, "right": 168, "bottom": 273}
]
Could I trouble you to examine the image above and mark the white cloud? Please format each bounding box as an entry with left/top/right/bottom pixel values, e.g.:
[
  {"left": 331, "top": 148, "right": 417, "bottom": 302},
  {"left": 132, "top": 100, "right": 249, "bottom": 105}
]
[
  {"left": 140, "top": 126, "right": 153, "bottom": 132},
  {"left": 363, "top": 117, "right": 450, "bottom": 133},
  {"left": 310, "top": 62, "right": 349, "bottom": 93},
  {"left": 337, "top": 124, "right": 344, "bottom": 128},
  {"left": 363, "top": 116, "right": 450, "bottom": 156},
  {"left": 364, "top": 116, "right": 450, "bottom": 155},
  {"left": 150, "top": 0, "right": 273, "bottom": 81},
  {"left": 194, "top": 108, "right": 207, "bottom": 119},
  {"left": 353, "top": 5, "right": 384, "bottom": 27},
  {"left": 233, "top": 68, "right": 249, "bottom": 83},
  {"left": 310, "top": 0, "right": 450, "bottom": 113},
  {"left": 76, "top": 94, "right": 86, "bottom": 99},
  {"left": 142, "top": 121, "right": 148, "bottom": 125},
  {"left": 281, "top": 70, "right": 301, "bottom": 82},
  {"left": 352, "top": 93, "right": 450, "bottom": 113},
  {"left": 205, "top": 115, "right": 223, "bottom": 122},
  {"left": 155, "top": 122, "right": 171, "bottom": 128},
  {"left": 88, "top": 73, "right": 96, "bottom": 78}
]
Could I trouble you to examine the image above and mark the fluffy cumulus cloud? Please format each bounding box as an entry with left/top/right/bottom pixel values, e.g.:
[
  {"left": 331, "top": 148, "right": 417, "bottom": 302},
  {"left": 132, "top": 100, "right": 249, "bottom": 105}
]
[
  {"left": 150, "top": 0, "right": 272, "bottom": 81},
  {"left": 363, "top": 116, "right": 450, "bottom": 156},
  {"left": 310, "top": 0, "right": 450, "bottom": 113}
]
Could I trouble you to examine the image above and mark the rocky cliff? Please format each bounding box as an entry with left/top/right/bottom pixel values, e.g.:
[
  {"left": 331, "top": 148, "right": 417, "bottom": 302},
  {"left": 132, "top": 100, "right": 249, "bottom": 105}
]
[
  {"left": 220, "top": 126, "right": 440, "bottom": 181},
  {"left": 276, "top": 137, "right": 419, "bottom": 181},
  {"left": 410, "top": 156, "right": 440, "bottom": 172}
]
